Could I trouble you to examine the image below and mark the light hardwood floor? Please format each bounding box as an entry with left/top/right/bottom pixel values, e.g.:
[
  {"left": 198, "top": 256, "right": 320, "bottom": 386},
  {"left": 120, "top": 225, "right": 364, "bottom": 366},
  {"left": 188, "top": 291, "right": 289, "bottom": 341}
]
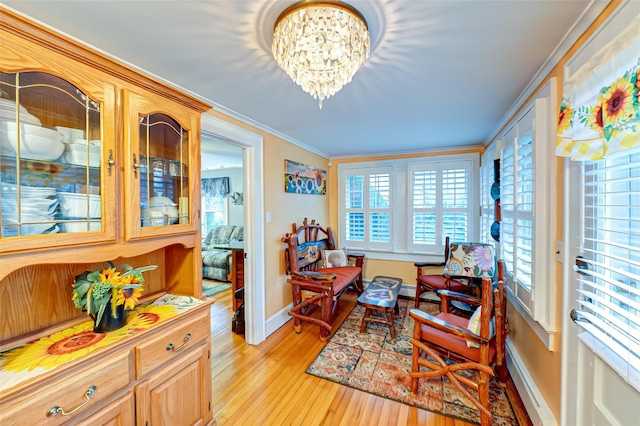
[{"left": 209, "top": 289, "right": 529, "bottom": 426}]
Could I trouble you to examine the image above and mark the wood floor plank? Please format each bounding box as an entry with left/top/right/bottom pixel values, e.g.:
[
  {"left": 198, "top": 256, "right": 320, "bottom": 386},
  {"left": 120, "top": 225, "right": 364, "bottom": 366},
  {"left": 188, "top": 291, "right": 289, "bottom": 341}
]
[{"left": 209, "top": 288, "right": 531, "bottom": 426}]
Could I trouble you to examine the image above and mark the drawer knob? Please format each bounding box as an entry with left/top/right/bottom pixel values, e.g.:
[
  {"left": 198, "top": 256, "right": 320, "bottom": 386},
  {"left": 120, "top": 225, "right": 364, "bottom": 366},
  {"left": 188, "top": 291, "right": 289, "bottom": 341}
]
[
  {"left": 46, "top": 385, "right": 96, "bottom": 418},
  {"left": 166, "top": 333, "right": 191, "bottom": 352}
]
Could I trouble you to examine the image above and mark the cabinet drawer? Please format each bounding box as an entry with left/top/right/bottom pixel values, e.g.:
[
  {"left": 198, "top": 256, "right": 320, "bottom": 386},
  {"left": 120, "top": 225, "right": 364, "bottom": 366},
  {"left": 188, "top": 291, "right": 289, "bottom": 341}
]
[
  {"left": 135, "top": 312, "right": 209, "bottom": 378},
  {"left": 0, "top": 351, "right": 131, "bottom": 426}
]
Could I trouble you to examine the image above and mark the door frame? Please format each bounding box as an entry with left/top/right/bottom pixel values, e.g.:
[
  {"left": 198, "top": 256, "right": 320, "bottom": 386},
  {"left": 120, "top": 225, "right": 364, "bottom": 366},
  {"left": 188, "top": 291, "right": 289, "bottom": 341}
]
[{"left": 201, "top": 114, "right": 266, "bottom": 345}]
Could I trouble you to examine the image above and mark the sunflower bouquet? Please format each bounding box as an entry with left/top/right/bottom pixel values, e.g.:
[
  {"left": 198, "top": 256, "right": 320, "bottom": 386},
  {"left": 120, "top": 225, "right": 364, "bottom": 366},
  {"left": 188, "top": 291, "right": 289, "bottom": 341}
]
[{"left": 72, "top": 262, "right": 157, "bottom": 326}]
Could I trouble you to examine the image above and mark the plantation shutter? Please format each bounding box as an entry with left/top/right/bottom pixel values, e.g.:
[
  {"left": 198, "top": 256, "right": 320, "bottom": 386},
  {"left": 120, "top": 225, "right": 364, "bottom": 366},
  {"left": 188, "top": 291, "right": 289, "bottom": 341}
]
[
  {"left": 574, "top": 147, "right": 640, "bottom": 385},
  {"left": 369, "top": 173, "right": 391, "bottom": 244}
]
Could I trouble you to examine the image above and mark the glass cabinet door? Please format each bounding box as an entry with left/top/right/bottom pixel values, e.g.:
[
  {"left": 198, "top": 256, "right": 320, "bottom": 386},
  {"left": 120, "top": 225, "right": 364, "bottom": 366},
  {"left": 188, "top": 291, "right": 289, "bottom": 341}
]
[
  {"left": 0, "top": 71, "right": 115, "bottom": 252},
  {"left": 124, "top": 90, "right": 199, "bottom": 239},
  {"left": 139, "top": 113, "right": 189, "bottom": 228}
]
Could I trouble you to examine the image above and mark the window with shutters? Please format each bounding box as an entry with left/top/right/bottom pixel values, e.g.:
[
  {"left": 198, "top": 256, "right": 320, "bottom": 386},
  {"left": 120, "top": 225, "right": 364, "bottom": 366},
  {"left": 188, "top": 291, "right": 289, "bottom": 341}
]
[
  {"left": 342, "top": 167, "right": 392, "bottom": 250},
  {"left": 409, "top": 160, "right": 474, "bottom": 254},
  {"left": 499, "top": 79, "right": 558, "bottom": 347},
  {"left": 575, "top": 146, "right": 640, "bottom": 384},
  {"left": 480, "top": 144, "right": 498, "bottom": 245},
  {"left": 338, "top": 154, "right": 478, "bottom": 256}
]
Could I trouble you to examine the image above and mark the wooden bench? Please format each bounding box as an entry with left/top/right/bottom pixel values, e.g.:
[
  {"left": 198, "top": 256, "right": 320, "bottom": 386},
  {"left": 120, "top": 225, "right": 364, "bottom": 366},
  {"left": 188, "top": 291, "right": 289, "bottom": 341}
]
[
  {"left": 358, "top": 275, "right": 403, "bottom": 340},
  {"left": 283, "top": 218, "right": 364, "bottom": 340}
]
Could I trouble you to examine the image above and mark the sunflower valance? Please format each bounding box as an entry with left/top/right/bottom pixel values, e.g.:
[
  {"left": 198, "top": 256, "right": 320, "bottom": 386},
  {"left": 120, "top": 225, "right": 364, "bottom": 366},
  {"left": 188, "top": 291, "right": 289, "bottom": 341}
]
[{"left": 556, "top": 17, "right": 639, "bottom": 161}]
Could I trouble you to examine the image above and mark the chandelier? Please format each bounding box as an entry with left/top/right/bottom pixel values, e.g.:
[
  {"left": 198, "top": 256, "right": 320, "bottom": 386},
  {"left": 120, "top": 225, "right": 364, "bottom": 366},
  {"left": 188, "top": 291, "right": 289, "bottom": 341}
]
[{"left": 272, "top": 1, "right": 370, "bottom": 108}]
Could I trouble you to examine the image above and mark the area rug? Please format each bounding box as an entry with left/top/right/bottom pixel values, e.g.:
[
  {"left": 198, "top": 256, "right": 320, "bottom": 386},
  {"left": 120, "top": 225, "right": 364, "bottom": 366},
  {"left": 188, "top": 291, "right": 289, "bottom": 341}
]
[
  {"left": 202, "top": 280, "right": 232, "bottom": 297},
  {"left": 306, "top": 298, "right": 518, "bottom": 425}
]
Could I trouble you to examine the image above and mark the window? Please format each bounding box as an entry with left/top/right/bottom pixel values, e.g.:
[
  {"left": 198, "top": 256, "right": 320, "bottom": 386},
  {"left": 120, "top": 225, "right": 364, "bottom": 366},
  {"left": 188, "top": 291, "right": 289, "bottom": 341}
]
[
  {"left": 343, "top": 167, "right": 392, "bottom": 250},
  {"left": 201, "top": 195, "right": 227, "bottom": 236},
  {"left": 338, "top": 154, "right": 478, "bottom": 256},
  {"left": 575, "top": 147, "right": 640, "bottom": 381},
  {"left": 409, "top": 160, "right": 474, "bottom": 253},
  {"left": 502, "top": 111, "right": 535, "bottom": 311},
  {"left": 480, "top": 144, "right": 498, "bottom": 245},
  {"left": 200, "top": 177, "right": 230, "bottom": 237},
  {"left": 499, "top": 78, "right": 557, "bottom": 343}
]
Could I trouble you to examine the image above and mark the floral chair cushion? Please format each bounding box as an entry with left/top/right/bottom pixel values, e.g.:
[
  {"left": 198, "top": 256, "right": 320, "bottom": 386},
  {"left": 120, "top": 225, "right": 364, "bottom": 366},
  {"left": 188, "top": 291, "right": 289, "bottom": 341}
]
[{"left": 443, "top": 243, "right": 495, "bottom": 279}]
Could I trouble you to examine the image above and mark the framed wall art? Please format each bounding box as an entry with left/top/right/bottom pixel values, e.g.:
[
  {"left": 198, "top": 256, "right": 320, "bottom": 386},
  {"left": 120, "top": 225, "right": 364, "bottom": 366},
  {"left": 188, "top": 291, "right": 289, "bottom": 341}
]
[{"left": 284, "top": 160, "right": 326, "bottom": 195}]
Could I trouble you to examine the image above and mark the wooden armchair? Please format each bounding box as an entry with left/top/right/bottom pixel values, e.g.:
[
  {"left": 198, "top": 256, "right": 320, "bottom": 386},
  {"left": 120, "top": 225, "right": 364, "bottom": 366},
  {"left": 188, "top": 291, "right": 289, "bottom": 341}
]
[
  {"left": 414, "top": 238, "right": 497, "bottom": 308},
  {"left": 282, "top": 218, "right": 364, "bottom": 340},
  {"left": 408, "top": 260, "right": 507, "bottom": 426}
]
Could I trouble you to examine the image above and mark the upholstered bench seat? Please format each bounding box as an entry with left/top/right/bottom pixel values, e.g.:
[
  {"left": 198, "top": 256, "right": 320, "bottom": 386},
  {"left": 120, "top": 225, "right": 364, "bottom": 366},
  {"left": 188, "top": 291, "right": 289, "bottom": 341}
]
[{"left": 317, "top": 266, "right": 362, "bottom": 295}]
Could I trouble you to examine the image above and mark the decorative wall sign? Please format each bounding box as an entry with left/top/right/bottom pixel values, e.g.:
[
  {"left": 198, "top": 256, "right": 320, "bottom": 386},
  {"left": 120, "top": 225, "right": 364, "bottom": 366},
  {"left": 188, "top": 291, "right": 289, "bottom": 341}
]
[{"left": 284, "top": 160, "right": 326, "bottom": 195}]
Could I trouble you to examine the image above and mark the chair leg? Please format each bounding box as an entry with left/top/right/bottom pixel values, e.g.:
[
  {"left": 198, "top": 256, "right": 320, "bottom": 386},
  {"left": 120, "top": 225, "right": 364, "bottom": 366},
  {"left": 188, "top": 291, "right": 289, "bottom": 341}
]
[
  {"left": 319, "top": 289, "right": 333, "bottom": 341},
  {"left": 414, "top": 284, "right": 422, "bottom": 308},
  {"left": 410, "top": 343, "right": 421, "bottom": 395},
  {"left": 478, "top": 372, "right": 491, "bottom": 426},
  {"left": 291, "top": 285, "right": 302, "bottom": 333}
]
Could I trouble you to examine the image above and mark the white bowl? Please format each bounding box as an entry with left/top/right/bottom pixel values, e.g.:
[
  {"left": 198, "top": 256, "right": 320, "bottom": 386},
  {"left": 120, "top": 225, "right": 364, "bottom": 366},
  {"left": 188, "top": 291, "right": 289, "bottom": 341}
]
[
  {"left": 62, "top": 143, "right": 100, "bottom": 167},
  {"left": 55, "top": 126, "right": 85, "bottom": 143},
  {"left": 0, "top": 122, "right": 64, "bottom": 161},
  {"left": 57, "top": 192, "right": 101, "bottom": 218}
]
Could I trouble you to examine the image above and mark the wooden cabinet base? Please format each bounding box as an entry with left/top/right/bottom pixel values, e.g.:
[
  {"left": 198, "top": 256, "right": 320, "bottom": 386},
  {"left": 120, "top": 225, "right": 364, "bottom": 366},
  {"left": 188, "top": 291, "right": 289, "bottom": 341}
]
[{"left": 0, "top": 302, "right": 214, "bottom": 426}]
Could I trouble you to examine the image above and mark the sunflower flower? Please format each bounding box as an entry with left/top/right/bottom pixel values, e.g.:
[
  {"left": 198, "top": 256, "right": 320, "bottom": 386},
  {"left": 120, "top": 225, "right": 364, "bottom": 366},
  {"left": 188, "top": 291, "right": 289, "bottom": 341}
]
[
  {"left": 602, "top": 77, "right": 635, "bottom": 125},
  {"left": 71, "top": 262, "right": 157, "bottom": 326}
]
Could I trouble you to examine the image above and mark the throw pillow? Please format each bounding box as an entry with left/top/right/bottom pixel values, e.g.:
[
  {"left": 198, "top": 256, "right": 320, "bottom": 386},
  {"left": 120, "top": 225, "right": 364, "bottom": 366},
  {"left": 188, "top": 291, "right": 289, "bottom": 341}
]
[
  {"left": 444, "top": 243, "right": 495, "bottom": 279},
  {"left": 322, "top": 248, "right": 348, "bottom": 268},
  {"left": 466, "top": 306, "right": 496, "bottom": 348}
]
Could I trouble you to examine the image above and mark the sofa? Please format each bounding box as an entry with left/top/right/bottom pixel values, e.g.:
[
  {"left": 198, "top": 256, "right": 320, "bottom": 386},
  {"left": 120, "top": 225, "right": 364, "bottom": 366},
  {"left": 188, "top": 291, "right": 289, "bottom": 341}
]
[{"left": 202, "top": 225, "right": 244, "bottom": 281}]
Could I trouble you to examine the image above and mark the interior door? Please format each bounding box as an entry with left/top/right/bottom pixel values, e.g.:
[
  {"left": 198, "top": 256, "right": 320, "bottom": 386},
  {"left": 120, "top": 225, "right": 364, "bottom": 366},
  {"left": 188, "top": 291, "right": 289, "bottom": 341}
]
[{"left": 561, "top": 157, "right": 640, "bottom": 426}]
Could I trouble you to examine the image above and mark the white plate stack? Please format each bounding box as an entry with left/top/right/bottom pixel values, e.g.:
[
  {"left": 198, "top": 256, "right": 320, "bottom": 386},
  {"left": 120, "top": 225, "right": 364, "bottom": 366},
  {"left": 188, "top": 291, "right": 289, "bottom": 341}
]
[
  {"left": 1, "top": 182, "right": 59, "bottom": 236},
  {"left": 0, "top": 98, "right": 65, "bottom": 162}
]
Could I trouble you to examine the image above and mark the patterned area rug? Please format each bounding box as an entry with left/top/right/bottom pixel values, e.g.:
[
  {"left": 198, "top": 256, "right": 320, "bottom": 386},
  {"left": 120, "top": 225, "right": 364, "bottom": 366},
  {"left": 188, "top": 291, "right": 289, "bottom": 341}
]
[
  {"left": 306, "top": 298, "right": 518, "bottom": 425},
  {"left": 202, "top": 280, "right": 232, "bottom": 297}
]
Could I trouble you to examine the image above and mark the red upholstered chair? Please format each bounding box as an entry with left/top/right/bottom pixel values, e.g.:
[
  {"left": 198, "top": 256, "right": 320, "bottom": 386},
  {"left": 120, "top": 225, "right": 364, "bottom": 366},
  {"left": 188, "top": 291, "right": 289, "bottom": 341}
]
[
  {"left": 408, "top": 260, "right": 507, "bottom": 426},
  {"left": 282, "top": 218, "right": 364, "bottom": 341},
  {"left": 414, "top": 238, "right": 498, "bottom": 309}
]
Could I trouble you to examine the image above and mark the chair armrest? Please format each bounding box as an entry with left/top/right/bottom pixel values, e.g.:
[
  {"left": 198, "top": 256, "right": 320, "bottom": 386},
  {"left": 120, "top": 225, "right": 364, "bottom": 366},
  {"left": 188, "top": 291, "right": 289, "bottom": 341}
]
[
  {"left": 409, "top": 309, "right": 488, "bottom": 345},
  {"left": 346, "top": 252, "right": 365, "bottom": 267},
  {"left": 414, "top": 261, "right": 446, "bottom": 267},
  {"left": 291, "top": 270, "right": 337, "bottom": 282}
]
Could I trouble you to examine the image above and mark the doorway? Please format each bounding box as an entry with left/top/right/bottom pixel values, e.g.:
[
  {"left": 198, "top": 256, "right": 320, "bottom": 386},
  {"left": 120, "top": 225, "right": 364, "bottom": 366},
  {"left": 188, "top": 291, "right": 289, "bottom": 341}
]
[{"left": 201, "top": 114, "right": 266, "bottom": 345}]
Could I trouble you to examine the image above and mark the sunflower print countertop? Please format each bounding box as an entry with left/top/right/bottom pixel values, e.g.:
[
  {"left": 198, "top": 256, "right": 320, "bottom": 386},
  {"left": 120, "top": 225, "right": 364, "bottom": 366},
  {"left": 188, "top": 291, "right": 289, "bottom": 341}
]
[{"left": 0, "top": 294, "right": 205, "bottom": 392}]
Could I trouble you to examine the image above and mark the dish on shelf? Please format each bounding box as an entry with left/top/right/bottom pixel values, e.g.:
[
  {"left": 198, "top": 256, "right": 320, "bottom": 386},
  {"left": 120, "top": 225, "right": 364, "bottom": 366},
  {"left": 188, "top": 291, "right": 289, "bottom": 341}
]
[
  {"left": 58, "top": 218, "right": 101, "bottom": 233},
  {"left": 54, "top": 126, "right": 85, "bottom": 143},
  {"left": 0, "top": 121, "right": 64, "bottom": 161},
  {"left": 62, "top": 142, "right": 100, "bottom": 167},
  {"left": 57, "top": 192, "right": 101, "bottom": 218},
  {"left": 0, "top": 99, "right": 41, "bottom": 126},
  {"left": 1, "top": 220, "right": 59, "bottom": 236}
]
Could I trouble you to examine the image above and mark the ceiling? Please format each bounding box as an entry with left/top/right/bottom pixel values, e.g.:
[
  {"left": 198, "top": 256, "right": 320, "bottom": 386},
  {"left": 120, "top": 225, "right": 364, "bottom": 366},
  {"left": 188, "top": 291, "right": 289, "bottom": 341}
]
[{"left": 4, "top": 0, "right": 605, "bottom": 163}]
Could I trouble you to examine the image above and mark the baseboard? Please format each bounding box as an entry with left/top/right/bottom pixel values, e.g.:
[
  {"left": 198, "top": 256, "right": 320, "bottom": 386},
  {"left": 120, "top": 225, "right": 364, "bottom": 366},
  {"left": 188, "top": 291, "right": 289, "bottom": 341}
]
[
  {"left": 506, "top": 338, "right": 557, "bottom": 426},
  {"left": 266, "top": 302, "right": 293, "bottom": 337}
]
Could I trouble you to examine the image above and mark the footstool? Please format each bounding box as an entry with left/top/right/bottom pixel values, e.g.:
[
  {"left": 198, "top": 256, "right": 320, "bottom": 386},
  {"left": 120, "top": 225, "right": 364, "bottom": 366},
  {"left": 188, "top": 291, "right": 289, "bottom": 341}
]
[{"left": 358, "top": 275, "right": 403, "bottom": 340}]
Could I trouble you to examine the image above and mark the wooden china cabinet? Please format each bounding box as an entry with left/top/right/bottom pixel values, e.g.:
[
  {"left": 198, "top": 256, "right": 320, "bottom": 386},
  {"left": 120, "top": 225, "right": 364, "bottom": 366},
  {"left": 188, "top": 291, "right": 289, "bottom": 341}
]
[{"left": 0, "top": 7, "right": 215, "bottom": 426}]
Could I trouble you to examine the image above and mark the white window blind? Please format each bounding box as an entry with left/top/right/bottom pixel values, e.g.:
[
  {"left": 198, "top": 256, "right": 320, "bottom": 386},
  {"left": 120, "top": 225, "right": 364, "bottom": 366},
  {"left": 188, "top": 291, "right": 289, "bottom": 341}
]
[
  {"left": 575, "top": 147, "right": 640, "bottom": 382},
  {"left": 369, "top": 173, "right": 391, "bottom": 243},
  {"left": 343, "top": 168, "right": 391, "bottom": 249},
  {"left": 480, "top": 146, "right": 497, "bottom": 244},
  {"left": 409, "top": 160, "right": 472, "bottom": 253},
  {"left": 502, "top": 107, "right": 535, "bottom": 312}
]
